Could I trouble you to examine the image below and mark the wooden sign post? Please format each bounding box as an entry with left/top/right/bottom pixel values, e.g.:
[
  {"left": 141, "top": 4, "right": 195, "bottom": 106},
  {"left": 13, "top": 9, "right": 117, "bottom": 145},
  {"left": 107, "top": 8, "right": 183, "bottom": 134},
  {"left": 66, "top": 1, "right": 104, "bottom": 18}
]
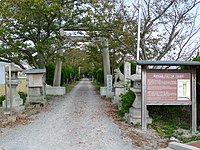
[{"left": 137, "top": 60, "right": 200, "bottom": 133}]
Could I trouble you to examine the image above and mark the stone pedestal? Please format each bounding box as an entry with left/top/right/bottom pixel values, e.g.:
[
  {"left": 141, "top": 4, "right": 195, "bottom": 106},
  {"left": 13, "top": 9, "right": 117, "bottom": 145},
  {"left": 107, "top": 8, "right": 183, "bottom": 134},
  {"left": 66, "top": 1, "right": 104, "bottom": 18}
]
[
  {"left": 125, "top": 74, "right": 152, "bottom": 124},
  {"left": 100, "top": 87, "right": 107, "bottom": 96},
  {"left": 112, "top": 84, "right": 125, "bottom": 105},
  {"left": 46, "top": 86, "right": 66, "bottom": 95}
]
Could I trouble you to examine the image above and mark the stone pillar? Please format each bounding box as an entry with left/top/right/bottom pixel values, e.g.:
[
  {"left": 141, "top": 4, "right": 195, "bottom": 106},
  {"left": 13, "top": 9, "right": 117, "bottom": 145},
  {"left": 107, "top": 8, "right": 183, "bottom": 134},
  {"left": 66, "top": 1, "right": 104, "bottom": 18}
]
[
  {"left": 100, "top": 37, "right": 111, "bottom": 96},
  {"left": 53, "top": 28, "right": 64, "bottom": 87},
  {"left": 125, "top": 74, "right": 152, "bottom": 124},
  {"left": 53, "top": 60, "right": 62, "bottom": 87},
  {"left": 106, "top": 75, "right": 113, "bottom": 98},
  {"left": 101, "top": 37, "right": 110, "bottom": 86},
  {"left": 124, "top": 62, "right": 131, "bottom": 84}
]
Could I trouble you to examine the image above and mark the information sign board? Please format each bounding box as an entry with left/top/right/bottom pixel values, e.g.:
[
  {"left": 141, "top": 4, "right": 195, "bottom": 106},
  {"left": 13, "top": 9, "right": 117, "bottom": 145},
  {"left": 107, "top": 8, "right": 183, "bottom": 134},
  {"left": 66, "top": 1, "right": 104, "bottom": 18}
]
[
  {"left": 28, "top": 74, "right": 43, "bottom": 87},
  {"left": 146, "top": 71, "right": 191, "bottom": 103}
]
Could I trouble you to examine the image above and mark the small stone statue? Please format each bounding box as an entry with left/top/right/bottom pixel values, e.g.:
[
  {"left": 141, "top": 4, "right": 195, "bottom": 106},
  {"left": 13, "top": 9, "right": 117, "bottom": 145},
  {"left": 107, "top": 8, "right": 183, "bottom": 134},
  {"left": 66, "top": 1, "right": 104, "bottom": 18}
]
[{"left": 113, "top": 68, "right": 124, "bottom": 84}]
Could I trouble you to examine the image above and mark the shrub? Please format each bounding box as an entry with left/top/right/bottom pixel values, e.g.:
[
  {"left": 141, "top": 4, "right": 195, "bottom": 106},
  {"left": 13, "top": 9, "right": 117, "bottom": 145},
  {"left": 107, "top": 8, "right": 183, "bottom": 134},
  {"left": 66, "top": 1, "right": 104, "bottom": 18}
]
[
  {"left": 18, "top": 91, "right": 27, "bottom": 105},
  {"left": 0, "top": 95, "right": 5, "bottom": 106},
  {"left": 119, "top": 89, "right": 135, "bottom": 116},
  {"left": 96, "top": 68, "right": 104, "bottom": 85},
  {"left": 46, "top": 62, "right": 55, "bottom": 86},
  {"left": 149, "top": 105, "right": 191, "bottom": 137}
]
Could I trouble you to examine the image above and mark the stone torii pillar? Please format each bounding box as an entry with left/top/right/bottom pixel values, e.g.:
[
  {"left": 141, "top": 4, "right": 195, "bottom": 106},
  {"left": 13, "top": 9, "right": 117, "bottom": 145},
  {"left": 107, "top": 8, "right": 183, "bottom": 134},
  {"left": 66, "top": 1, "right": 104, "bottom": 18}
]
[
  {"left": 53, "top": 51, "right": 63, "bottom": 87},
  {"left": 100, "top": 37, "right": 111, "bottom": 86},
  {"left": 53, "top": 28, "right": 64, "bottom": 87}
]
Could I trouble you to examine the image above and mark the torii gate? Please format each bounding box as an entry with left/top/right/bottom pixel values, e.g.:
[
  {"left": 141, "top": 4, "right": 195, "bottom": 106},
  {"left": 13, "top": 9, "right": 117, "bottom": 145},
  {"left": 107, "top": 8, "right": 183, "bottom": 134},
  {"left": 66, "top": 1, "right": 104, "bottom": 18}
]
[{"left": 53, "top": 28, "right": 111, "bottom": 87}]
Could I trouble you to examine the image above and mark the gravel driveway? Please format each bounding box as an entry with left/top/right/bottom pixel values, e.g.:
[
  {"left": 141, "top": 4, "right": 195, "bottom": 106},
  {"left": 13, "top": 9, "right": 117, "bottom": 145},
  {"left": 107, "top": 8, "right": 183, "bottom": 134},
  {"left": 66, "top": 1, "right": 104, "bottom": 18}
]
[{"left": 0, "top": 78, "right": 136, "bottom": 150}]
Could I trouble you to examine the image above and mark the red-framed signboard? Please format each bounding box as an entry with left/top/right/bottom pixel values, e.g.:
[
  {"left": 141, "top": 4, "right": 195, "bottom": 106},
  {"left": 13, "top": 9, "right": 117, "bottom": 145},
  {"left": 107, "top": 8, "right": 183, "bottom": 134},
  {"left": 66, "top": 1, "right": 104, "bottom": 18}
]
[{"left": 135, "top": 60, "right": 200, "bottom": 134}]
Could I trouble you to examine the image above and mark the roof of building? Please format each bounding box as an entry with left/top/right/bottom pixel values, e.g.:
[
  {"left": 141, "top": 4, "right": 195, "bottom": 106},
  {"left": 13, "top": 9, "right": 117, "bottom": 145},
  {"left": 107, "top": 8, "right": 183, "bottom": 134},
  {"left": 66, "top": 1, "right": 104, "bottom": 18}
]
[{"left": 136, "top": 60, "right": 200, "bottom": 66}]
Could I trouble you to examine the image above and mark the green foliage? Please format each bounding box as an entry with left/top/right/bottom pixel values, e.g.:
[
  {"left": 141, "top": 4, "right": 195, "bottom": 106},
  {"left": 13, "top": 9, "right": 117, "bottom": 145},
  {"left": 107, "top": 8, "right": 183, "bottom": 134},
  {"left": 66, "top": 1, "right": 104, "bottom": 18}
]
[
  {"left": 119, "top": 89, "right": 135, "bottom": 116},
  {"left": 0, "top": 0, "right": 89, "bottom": 69},
  {"left": 0, "top": 95, "right": 5, "bottom": 106},
  {"left": 119, "top": 61, "right": 136, "bottom": 75},
  {"left": 61, "top": 65, "right": 74, "bottom": 86},
  {"left": 95, "top": 68, "right": 104, "bottom": 85},
  {"left": 46, "top": 63, "right": 55, "bottom": 86},
  {"left": 181, "top": 136, "right": 200, "bottom": 143},
  {"left": 46, "top": 62, "right": 77, "bottom": 86},
  {"left": 149, "top": 106, "right": 190, "bottom": 137},
  {"left": 18, "top": 91, "right": 27, "bottom": 105},
  {"left": 0, "top": 92, "right": 27, "bottom": 106}
]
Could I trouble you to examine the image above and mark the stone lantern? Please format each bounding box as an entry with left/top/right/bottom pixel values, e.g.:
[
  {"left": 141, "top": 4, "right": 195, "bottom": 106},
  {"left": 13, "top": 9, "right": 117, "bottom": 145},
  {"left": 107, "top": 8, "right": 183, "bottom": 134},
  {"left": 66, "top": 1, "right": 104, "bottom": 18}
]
[
  {"left": 3, "top": 64, "right": 24, "bottom": 112},
  {"left": 125, "top": 73, "right": 152, "bottom": 124}
]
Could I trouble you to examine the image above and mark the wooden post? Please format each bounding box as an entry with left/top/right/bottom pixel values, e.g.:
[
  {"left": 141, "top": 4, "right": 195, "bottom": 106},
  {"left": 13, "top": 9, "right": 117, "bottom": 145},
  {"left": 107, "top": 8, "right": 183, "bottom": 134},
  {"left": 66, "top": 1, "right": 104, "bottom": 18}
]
[
  {"left": 141, "top": 65, "right": 147, "bottom": 130},
  {"left": 191, "top": 67, "right": 197, "bottom": 133}
]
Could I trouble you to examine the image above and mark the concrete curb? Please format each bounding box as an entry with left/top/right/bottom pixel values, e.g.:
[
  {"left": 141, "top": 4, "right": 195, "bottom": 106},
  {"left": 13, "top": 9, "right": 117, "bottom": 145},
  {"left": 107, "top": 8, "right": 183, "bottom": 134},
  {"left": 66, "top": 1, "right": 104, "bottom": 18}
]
[{"left": 169, "top": 142, "right": 199, "bottom": 150}]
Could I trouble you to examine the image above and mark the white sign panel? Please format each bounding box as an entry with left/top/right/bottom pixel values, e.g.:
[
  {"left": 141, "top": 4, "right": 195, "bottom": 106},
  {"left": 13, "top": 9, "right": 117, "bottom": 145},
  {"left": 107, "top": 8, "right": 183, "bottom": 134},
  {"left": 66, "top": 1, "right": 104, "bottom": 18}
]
[
  {"left": 0, "top": 66, "right": 5, "bottom": 84},
  {"left": 177, "top": 79, "right": 191, "bottom": 100}
]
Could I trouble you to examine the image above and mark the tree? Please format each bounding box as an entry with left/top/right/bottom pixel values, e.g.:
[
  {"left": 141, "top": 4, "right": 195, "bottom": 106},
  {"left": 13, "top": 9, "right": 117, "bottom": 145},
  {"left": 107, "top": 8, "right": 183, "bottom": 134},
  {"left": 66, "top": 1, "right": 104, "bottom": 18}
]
[
  {"left": 0, "top": 0, "right": 88, "bottom": 69},
  {"left": 140, "top": 0, "right": 200, "bottom": 60},
  {"left": 118, "top": 0, "right": 200, "bottom": 61},
  {"left": 87, "top": 0, "right": 200, "bottom": 62},
  {"left": 64, "top": 48, "right": 92, "bottom": 73}
]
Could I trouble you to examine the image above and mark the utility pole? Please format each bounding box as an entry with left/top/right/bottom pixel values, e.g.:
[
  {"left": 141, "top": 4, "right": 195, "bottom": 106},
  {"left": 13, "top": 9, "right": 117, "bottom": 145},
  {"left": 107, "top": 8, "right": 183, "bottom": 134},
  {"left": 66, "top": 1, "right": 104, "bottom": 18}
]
[{"left": 136, "top": 0, "right": 141, "bottom": 74}]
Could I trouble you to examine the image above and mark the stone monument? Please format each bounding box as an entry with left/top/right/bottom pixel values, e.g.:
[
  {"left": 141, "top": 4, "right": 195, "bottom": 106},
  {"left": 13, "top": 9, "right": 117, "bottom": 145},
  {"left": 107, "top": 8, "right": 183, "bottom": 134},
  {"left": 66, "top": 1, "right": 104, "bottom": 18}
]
[
  {"left": 106, "top": 75, "right": 113, "bottom": 98},
  {"left": 24, "top": 69, "right": 47, "bottom": 106},
  {"left": 3, "top": 64, "right": 25, "bottom": 112}
]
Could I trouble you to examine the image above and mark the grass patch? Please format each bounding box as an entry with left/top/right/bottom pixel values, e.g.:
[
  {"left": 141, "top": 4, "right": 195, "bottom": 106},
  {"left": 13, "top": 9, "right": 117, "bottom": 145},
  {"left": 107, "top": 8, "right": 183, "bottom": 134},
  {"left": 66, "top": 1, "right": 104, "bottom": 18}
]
[
  {"left": 65, "top": 81, "right": 79, "bottom": 93},
  {"left": 148, "top": 105, "right": 198, "bottom": 142}
]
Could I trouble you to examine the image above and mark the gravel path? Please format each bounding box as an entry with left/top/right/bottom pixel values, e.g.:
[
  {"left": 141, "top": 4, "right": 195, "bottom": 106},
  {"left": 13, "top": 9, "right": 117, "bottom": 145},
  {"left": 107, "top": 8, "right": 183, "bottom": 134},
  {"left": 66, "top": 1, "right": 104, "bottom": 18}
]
[{"left": 0, "top": 78, "right": 136, "bottom": 150}]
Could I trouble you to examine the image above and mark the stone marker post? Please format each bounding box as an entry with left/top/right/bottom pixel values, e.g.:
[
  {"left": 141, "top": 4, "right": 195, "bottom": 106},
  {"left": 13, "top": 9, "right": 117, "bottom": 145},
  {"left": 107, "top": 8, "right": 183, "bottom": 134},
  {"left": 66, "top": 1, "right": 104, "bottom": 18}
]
[
  {"left": 124, "top": 62, "right": 131, "bottom": 84},
  {"left": 106, "top": 75, "right": 113, "bottom": 98}
]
